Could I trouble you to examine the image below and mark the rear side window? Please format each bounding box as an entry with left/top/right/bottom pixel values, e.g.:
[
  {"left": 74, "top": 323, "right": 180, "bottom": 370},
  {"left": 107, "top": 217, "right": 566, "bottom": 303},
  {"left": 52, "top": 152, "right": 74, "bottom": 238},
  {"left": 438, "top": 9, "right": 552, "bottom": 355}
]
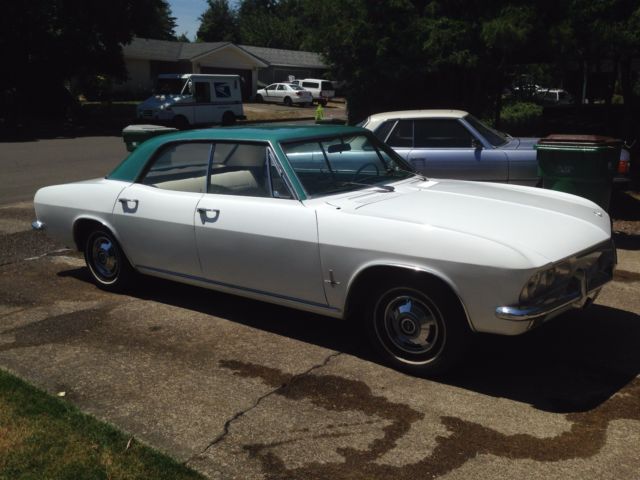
[
  {"left": 414, "top": 119, "right": 473, "bottom": 148},
  {"left": 302, "top": 81, "right": 319, "bottom": 89},
  {"left": 387, "top": 120, "right": 413, "bottom": 148},
  {"left": 141, "top": 143, "right": 212, "bottom": 192}
]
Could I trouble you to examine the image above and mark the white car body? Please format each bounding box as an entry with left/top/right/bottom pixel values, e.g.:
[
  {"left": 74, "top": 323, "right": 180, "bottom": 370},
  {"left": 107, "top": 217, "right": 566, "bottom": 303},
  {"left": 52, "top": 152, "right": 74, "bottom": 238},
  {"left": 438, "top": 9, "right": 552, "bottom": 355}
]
[
  {"left": 256, "top": 83, "right": 312, "bottom": 105},
  {"left": 291, "top": 78, "right": 335, "bottom": 105},
  {"left": 32, "top": 126, "right": 615, "bottom": 374}
]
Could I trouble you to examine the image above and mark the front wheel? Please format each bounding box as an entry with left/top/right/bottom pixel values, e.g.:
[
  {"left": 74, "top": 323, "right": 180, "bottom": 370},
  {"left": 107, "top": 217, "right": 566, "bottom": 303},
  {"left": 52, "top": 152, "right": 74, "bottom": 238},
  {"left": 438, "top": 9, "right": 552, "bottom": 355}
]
[
  {"left": 84, "top": 227, "right": 135, "bottom": 292},
  {"left": 366, "top": 278, "right": 470, "bottom": 376}
]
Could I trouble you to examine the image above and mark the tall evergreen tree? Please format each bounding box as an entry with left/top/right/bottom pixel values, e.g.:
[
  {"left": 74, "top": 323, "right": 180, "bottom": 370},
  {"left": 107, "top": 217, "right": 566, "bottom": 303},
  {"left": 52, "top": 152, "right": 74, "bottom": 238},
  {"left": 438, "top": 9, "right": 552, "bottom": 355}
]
[{"left": 197, "top": 0, "right": 239, "bottom": 42}]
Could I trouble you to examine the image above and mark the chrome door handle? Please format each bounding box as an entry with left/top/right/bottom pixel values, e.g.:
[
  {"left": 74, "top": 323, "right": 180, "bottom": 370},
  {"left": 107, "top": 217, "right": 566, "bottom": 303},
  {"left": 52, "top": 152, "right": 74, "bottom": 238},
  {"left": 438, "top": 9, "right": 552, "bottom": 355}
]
[{"left": 197, "top": 208, "right": 219, "bottom": 214}]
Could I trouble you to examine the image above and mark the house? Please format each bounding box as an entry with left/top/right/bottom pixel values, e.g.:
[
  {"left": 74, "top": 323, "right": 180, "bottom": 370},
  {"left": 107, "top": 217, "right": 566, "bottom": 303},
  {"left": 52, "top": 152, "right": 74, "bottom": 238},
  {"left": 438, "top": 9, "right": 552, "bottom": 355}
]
[{"left": 118, "top": 37, "right": 329, "bottom": 100}]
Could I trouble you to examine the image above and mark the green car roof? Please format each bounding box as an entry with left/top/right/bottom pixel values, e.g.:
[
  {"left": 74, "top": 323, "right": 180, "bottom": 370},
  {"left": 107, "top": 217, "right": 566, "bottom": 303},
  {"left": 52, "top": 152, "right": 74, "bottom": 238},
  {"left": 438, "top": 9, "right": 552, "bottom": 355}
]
[{"left": 109, "top": 124, "right": 366, "bottom": 185}]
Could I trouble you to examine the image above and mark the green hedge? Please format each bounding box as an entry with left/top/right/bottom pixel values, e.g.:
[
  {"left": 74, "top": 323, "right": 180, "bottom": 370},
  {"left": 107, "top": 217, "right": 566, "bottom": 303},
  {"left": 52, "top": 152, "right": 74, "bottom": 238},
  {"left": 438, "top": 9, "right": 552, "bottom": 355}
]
[{"left": 499, "top": 102, "right": 543, "bottom": 136}]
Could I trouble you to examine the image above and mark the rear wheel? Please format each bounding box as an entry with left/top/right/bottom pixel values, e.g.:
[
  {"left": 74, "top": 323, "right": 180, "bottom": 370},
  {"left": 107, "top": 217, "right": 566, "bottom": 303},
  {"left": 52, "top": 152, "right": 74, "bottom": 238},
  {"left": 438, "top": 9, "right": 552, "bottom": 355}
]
[
  {"left": 365, "top": 277, "right": 470, "bottom": 376},
  {"left": 84, "top": 227, "right": 135, "bottom": 292},
  {"left": 284, "top": 96, "right": 293, "bottom": 107}
]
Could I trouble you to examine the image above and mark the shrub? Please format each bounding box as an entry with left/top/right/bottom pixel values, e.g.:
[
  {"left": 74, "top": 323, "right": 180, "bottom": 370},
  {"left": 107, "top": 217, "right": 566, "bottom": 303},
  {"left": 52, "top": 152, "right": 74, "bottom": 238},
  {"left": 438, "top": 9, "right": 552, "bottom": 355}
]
[{"left": 499, "top": 101, "right": 543, "bottom": 136}]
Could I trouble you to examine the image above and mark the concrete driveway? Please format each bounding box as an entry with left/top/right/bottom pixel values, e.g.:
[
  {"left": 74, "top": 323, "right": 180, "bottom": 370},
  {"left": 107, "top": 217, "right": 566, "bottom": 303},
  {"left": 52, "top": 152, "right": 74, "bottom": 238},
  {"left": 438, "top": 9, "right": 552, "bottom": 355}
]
[{"left": 0, "top": 136, "right": 639, "bottom": 479}]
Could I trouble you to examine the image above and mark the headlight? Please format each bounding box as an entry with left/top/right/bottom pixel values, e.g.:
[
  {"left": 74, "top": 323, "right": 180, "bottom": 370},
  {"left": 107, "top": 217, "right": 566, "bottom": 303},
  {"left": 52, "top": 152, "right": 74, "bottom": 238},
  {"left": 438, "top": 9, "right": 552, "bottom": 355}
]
[{"left": 519, "top": 261, "right": 574, "bottom": 304}]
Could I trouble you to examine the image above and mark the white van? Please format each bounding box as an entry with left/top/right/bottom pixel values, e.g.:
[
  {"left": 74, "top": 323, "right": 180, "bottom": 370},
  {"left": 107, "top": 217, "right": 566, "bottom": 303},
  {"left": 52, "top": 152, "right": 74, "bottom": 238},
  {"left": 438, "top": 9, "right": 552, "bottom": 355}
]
[
  {"left": 290, "top": 78, "right": 335, "bottom": 105},
  {"left": 136, "top": 74, "right": 245, "bottom": 128}
]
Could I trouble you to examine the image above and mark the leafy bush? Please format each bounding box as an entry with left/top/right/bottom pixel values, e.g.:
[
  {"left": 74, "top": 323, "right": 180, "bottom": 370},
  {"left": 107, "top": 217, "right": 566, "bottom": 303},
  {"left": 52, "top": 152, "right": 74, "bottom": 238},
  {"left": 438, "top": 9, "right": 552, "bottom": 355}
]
[{"left": 499, "top": 102, "right": 543, "bottom": 135}]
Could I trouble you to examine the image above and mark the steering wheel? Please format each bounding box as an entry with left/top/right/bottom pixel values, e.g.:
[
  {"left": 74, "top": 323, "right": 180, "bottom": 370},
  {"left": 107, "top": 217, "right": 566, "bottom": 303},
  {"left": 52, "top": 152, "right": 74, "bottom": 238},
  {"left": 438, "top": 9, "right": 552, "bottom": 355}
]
[{"left": 352, "top": 162, "right": 379, "bottom": 181}]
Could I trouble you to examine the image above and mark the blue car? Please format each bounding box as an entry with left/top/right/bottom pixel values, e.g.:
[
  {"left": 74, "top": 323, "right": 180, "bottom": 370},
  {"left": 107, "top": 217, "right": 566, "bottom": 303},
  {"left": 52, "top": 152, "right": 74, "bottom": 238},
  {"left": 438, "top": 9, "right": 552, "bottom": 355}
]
[{"left": 360, "top": 110, "right": 540, "bottom": 186}]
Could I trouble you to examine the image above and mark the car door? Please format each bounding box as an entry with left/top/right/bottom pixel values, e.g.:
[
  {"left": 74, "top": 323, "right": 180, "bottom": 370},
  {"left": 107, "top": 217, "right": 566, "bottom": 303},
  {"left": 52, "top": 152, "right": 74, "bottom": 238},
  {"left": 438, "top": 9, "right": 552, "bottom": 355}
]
[
  {"left": 276, "top": 84, "right": 288, "bottom": 102},
  {"left": 194, "top": 142, "right": 327, "bottom": 305},
  {"left": 112, "top": 142, "right": 211, "bottom": 277},
  {"left": 264, "top": 84, "right": 278, "bottom": 102},
  {"left": 405, "top": 119, "right": 508, "bottom": 182}
]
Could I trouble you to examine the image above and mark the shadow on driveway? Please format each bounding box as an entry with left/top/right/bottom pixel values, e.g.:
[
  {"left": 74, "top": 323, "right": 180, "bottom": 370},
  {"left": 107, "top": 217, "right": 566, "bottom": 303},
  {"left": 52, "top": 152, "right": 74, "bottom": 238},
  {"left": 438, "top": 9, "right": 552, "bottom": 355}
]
[{"left": 60, "top": 267, "right": 640, "bottom": 415}]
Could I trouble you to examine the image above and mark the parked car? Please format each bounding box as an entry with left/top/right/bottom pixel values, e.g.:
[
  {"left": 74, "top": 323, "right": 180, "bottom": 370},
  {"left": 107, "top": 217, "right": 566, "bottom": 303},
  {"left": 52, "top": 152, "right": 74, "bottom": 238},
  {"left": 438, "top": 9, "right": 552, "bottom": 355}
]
[
  {"left": 255, "top": 83, "right": 313, "bottom": 106},
  {"left": 360, "top": 110, "right": 540, "bottom": 185},
  {"left": 136, "top": 74, "right": 245, "bottom": 128},
  {"left": 535, "top": 88, "right": 574, "bottom": 105},
  {"left": 33, "top": 125, "right": 615, "bottom": 376},
  {"left": 290, "top": 79, "right": 335, "bottom": 105}
]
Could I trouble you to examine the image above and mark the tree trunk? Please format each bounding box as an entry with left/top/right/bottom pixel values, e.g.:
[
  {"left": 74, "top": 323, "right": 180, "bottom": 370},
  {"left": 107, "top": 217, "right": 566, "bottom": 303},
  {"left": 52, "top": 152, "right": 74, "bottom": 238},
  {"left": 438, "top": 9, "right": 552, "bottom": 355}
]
[{"left": 620, "top": 56, "right": 634, "bottom": 140}]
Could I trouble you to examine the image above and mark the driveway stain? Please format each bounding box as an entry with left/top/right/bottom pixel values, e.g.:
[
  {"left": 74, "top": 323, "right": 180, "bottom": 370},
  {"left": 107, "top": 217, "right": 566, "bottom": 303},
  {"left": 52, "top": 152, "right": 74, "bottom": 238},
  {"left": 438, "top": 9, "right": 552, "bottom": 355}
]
[
  {"left": 0, "top": 306, "right": 111, "bottom": 352},
  {"left": 220, "top": 360, "right": 640, "bottom": 479}
]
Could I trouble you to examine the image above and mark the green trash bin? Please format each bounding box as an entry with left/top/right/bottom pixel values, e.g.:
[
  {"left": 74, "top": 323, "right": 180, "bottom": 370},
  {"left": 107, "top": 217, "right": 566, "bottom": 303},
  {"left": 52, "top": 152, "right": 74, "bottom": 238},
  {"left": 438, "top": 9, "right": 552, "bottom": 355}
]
[
  {"left": 122, "top": 124, "right": 178, "bottom": 152},
  {"left": 535, "top": 134, "right": 621, "bottom": 211}
]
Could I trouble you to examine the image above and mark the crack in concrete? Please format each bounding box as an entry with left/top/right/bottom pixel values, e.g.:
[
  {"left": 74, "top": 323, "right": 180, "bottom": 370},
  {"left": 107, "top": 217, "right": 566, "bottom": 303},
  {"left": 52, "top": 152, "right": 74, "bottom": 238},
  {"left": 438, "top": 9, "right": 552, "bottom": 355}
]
[{"left": 185, "top": 351, "right": 342, "bottom": 465}]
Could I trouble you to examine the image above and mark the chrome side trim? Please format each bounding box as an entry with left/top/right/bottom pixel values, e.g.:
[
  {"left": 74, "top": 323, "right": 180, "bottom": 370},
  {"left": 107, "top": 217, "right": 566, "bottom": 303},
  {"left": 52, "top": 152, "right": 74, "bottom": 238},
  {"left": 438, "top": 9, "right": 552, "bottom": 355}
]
[
  {"left": 32, "top": 220, "right": 46, "bottom": 231},
  {"left": 137, "top": 265, "right": 340, "bottom": 313}
]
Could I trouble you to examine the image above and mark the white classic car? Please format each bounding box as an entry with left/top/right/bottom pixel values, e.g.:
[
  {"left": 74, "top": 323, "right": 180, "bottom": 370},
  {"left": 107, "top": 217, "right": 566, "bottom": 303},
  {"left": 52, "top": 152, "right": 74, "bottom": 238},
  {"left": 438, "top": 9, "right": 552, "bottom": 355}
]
[{"left": 33, "top": 125, "right": 616, "bottom": 376}]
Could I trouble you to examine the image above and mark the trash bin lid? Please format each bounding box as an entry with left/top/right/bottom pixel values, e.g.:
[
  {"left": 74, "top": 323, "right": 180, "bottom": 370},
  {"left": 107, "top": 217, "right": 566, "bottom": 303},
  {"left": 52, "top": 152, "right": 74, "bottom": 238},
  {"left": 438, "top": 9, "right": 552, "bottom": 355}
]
[
  {"left": 122, "top": 124, "right": 177, "bottom": 134},
  {"left": 538, "top": 134, "right": 621, "bottom": 146}
]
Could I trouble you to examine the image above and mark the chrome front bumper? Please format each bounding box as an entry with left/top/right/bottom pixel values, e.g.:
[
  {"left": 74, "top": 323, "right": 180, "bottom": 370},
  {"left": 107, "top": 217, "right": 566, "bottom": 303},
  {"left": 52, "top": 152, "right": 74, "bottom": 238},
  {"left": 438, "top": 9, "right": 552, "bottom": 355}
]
[
  {"left": 495, "top": 240, "right": 615, "bottom": 323},
  {"left": 32, "top": 220, "right": 46, "bottom": 231}
]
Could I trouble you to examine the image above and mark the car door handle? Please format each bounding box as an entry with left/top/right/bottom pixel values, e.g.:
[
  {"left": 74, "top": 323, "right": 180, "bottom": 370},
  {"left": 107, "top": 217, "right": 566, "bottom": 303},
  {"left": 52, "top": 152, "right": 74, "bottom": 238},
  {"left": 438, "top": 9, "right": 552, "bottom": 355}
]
[
  {"left": 118, "top": 198, "right": 139, "bottom": 211},
  {"left": 197, "top": 207, "right": 219, "bottom": 214}
]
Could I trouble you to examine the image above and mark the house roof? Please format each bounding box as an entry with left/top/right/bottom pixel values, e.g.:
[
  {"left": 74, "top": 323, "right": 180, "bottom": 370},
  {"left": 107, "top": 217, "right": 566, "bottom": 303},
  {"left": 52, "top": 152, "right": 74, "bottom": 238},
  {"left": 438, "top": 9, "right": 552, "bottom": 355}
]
[
  {"left": 123, "top": 37, "right": 326, "bottom": 69},
  {"left": 238, "top": 45, "right": 326, "bottom": 69}
]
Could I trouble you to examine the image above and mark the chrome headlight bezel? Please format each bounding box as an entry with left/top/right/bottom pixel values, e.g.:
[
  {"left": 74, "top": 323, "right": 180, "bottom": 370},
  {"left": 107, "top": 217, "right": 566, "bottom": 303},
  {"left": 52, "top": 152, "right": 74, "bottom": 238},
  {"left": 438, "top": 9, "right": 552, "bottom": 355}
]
[{"left": 518, "top": 261, "right": 574, "bottom": 305}]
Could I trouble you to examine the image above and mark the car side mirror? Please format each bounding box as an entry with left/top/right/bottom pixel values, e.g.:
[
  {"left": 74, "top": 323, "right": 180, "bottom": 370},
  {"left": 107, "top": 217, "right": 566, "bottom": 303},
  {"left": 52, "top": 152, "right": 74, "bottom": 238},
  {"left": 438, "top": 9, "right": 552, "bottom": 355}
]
[{"left": 471, "top": 138, "right": 483, "bottom": 150}]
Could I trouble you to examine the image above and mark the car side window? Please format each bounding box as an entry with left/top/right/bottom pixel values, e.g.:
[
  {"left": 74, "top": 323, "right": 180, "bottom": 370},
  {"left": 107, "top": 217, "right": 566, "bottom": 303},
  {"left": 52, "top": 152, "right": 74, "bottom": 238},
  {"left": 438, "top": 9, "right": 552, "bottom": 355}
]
[
  {"left": 208, "top": 143, "right": 292, "bottom": 199},
  {"left": 373, "top": 120, "right": 396, "bottom": 142},
  {"left": 387, "top": 120, "right": 413, "bottom": 148},
  {"left": 277, "top": 85, "right": 286, "bottom": 91},
  {"left": 413, "top": 119, "right": 474, "bottom": 148},
  {"left": 141, "top": 143, "right": 212, "bottom": 193},
  {"left": 302, "top": 82, "right": 319, "bottom": 89}
]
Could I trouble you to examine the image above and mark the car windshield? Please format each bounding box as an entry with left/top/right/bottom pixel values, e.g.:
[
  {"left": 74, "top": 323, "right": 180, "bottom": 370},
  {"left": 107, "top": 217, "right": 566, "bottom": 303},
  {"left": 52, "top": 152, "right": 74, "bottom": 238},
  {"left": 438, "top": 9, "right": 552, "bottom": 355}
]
[
  {"left": 155, "top": 78, "right": 187, "bottom": 96},
  {"left": 464, "top": 114, "right": 508, "bottom": 147},
  {"left": 281, "top": 133, "right": 416, "bottom": 197}
]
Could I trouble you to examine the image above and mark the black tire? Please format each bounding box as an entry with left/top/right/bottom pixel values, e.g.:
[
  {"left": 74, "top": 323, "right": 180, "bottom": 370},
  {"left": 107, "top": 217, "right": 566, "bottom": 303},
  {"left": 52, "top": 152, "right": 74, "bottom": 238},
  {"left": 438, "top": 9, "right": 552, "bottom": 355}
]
[
  {"left": 173, "top": 115, "right": 189, "bottom": 130},
  {"left": 255, "top": 94, "right": 263, "bottom": 103},
  {"left": 365, "top": 276, "right": 471, "bottom": 377},
  {"left": 84, "top": 227, "right": 135, "bottom": 292},
  {"left": 284, "top": 96, "right": 293, "bottom": 107},
  {"left": 222, "top": 111, "right": 236, "bottom": 126}
]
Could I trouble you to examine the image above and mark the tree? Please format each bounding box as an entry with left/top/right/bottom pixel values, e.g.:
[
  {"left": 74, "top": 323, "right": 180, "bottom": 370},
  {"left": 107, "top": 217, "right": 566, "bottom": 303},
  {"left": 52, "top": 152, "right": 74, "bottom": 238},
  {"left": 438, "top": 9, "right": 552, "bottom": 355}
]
[
  {"left": 0, "top": 0, "right": 177, "bottom": 121},
  {"left": 132, "top": 0, "right": 177, "bottom": 40},
  {"left": 235, "top": 0, "right": 305, "bottom": 49},
  {"left": 197, "top": 0, "right": 239, "bottom": 42}
]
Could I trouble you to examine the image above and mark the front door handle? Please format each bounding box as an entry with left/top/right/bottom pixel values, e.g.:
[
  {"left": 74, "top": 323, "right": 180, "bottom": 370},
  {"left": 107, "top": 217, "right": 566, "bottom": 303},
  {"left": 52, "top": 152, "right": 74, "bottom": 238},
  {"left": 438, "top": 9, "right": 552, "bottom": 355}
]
[
  {"left": 197, "top": 208, "right": 220, "bottom": 214},
  {"left": 197, "top": 207, "right": 220, "bottom": 223}
]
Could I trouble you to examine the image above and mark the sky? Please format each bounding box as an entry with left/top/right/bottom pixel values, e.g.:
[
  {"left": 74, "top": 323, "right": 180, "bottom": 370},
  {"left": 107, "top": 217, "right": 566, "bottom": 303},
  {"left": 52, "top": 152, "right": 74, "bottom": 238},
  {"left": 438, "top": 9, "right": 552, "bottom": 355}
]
[{"left": 169, "top": 0, "right": 240, "bottom": 41}]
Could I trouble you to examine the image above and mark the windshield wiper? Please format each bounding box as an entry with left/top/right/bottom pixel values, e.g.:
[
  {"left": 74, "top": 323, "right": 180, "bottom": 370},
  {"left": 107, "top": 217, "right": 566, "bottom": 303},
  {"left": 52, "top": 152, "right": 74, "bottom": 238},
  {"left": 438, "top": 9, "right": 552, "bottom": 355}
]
[{"left": 339, "top": 181, "right": 395, "bottom": 192}]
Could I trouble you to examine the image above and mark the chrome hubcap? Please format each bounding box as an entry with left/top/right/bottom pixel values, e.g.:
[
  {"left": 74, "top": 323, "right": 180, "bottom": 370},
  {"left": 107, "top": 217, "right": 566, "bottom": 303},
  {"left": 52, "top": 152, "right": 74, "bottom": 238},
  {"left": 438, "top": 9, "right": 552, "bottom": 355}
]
[
  {"left": 91, "top": 235, "right": 118, "bottom": 279},
  {"left": 383, "top": 295, "right": 440, "bottom": 355}
]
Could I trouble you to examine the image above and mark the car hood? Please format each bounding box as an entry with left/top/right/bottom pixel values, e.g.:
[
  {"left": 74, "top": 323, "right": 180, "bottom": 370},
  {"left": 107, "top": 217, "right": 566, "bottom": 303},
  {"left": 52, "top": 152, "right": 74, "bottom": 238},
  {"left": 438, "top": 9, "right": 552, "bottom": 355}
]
[
  {"left": 501, "top": 137, "right": 539, "bottom": 150},
  {"left": 323, "top": 179, "right": 610, "bottom": 264}
]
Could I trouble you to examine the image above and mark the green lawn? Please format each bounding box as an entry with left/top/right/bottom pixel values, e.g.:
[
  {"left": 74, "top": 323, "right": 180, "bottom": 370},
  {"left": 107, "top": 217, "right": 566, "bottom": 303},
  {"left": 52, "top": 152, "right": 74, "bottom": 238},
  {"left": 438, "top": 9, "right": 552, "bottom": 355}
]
[{"left": 0, "top": 370, "right": 204, "bottom": 480}]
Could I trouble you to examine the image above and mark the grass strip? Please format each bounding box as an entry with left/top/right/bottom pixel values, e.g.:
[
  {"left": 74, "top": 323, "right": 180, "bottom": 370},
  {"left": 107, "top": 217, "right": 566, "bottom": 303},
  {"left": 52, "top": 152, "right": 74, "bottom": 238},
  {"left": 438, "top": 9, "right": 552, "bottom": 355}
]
[{"left": 0, "top": 369, "right": 204, "bottom": 480}]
